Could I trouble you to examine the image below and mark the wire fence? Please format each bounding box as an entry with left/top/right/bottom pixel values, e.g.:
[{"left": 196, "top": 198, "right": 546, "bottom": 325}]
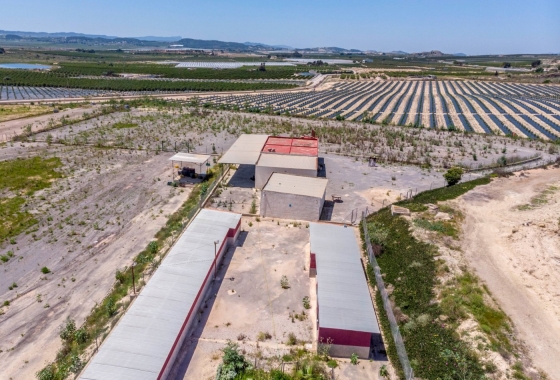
[{"left": 362, "top": 211, "right": 414, "bottom": 380}]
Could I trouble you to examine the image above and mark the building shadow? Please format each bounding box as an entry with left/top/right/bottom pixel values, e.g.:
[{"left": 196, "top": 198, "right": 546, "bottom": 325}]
[
  {"left": 320, "top": 200, "right": 334, "bottom": 221},
  {"left": 371, "top": 334, "right": 388, "bottom": 361},
  {"left": 317, "top": 157, "right": 326, "bottom": 178},
  {"left": 228, "top": 164, "right": 255, "bottom": 188}
]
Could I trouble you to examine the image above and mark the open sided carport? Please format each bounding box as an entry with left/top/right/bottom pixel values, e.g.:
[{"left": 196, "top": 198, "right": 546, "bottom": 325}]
[{"left": 217, "top": 134, "right": 269, "bottom": 165}]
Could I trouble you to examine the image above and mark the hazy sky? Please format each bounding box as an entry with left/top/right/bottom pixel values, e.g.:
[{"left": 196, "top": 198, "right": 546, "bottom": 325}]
[{"left": 2, "top": 0, "right": 559, "bottom": 54}]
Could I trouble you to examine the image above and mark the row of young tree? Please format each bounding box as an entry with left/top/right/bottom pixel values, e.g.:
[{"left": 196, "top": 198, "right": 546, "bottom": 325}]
[{"left": 0, "top": 69, "right": 297, "bottom": 92}]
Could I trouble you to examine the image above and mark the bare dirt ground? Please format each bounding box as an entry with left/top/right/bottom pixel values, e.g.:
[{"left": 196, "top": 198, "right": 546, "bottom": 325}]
[
  {"left": 456, "top": 168, "right": 560, "bottom": 378},
  {"left": 170, "top": 217, "right": 314, "bottom": 380},
  {"left": 0, "top": 143, "right": 191, "bottom": 379}
]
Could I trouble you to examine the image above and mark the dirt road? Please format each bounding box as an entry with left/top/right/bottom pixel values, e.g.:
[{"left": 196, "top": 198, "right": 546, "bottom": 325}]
[
  {"left": 0, "top": 106, "right": 97, "bottom": 140},
  {"left": 456, "top": 168, "right": 560, "bottom": 378}
]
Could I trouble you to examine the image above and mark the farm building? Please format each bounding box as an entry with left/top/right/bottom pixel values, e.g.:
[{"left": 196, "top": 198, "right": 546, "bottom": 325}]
[
  {"left": 255, "top": 154, "right": 318, "bottom": 189},
  {"left": 219, "top": 134, "right": 320, "bottom": 189},
  {"left": 260, "top": 173, "right": 327, "bottom": 221},
  {"left": 80, "top": 210, "right": 241, "bottom": 380},
  {"left": 309, "top": 223, "right": 380, "bottom": 359}
]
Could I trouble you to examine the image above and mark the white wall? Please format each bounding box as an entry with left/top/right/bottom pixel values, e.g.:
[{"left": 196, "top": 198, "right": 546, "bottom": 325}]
[
  {"left": 260, "top": 191, "right": 325, "bottom": 221},
  {"left": 255, "top": 166, "right": 317, "bottom": 189}
]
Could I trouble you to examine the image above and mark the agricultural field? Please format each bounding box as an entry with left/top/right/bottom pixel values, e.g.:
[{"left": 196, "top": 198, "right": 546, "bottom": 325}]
[
  {"left": 3, "top": 77, "right": 560, "bottom": 142},
  {"left": 201, "top": 78, "right": 560, "bottom": 140}
]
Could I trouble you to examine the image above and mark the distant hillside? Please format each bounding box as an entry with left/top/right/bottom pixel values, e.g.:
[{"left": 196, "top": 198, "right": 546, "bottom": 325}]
[
  {"left": 175, "top": 38, "right": 249, "bottom": 50},
  {"left": 244, "top": 42, "right": 293, "bottom": 50},
  {"left": 0, "top": 30, "right": 180, "bottom": 42},
  {"left": 411, "top": 50, "right": 447, "bottom": 57}
]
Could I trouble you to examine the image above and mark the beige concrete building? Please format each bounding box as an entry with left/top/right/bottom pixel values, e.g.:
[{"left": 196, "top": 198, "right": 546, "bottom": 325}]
[
  {"left": 255, "top": 154, "right": 318, "bottom": 189},
  {"left": 260, "top": 173, "right": 327, "bottom": 221}
]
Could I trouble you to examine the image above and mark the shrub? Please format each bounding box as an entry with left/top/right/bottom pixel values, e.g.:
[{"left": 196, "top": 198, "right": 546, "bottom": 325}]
[
  {"left": 236, "top": 333, "right": 247, "bottom": 341},
  {"left": 105, "top": 297, "right": 117, "bottom": 317},
  {"left": 115, "top": 269, "right": 126, "bottom": 284},
  {"left": 257, "top": 331, "right": 272, "bottom": 341},
  {"left": 74, "top": 328, "right": 89, "bottom": 344},
  {"left": 327, "top": 360, "right": 338, "bottom": 369},
  {"left": 59, "top": 318, "right": 76, "bottom": 343},
  {"left": 280, "top": 275, "right": 290, "bottom": 289},
  {"left": 286, "top": 332, "right": 297, "bottom": 345},
  {"left": 36, "top": 364, "right": 56, "bottom": 380},
  {"left": 216, "top": 341, "right": 249, "bottom": 380},
  {"left": 147, "top": 241, "right": 158, "bottom": 254},
  {"left": 250, "top": 199, "right": 257, "bottom": 214},
  {"left": 443, "top": 167, "right": 464, "bottom": 186},
  {"left": 302, "top": 296, "right": 311, "bottom": 309},
  {"left": 380, "top": 364, "right": 389, "bottom": 377}
]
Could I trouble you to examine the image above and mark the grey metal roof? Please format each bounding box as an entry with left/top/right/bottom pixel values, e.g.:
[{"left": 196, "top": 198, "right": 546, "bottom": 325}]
[
  {"left": 263, "top": 173, "right": 327, "bottom": 198},
  {"left": 168, "top": 152, "right": 211, "bottom": 164},
  {"left": 80, "top": 210, "right": 241, "bottom": 380},
  {"left": 218, "top": 134, "right": 269, "bottom": 165},
  {"left": 257, "top": 153, "right": 317, "bottom": 170},
  {"left": 310, "top": 223, "right": 379, "bottom": 334}
]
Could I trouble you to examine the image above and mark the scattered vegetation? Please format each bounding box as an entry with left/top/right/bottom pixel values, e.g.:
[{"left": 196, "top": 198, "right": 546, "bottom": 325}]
[
  {"left": 363, "top": 177, "right": 503, "bottom": 379},
  {"left": 0, "top": 157, "right": 63, "bottom": 242}
]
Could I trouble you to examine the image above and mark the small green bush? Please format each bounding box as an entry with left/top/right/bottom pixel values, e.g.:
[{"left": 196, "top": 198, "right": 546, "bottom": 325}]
[
  {"left": 115, "top": 269, "right": 126, "bottom": 284},
  {"left": 216, "top": 341, "right": 249, "bottom": 380},
  {"left": 280, "top": 275, "right": 290, "bottom": 289},
  {"left": 105, "top": 297, "right": 117, "bottom": 317},
  {"left": 443, "top": 167, "right": 464, "bottom": 186},
  {"left": 286, "top": 332, "right": 297, "bottom": 345}
]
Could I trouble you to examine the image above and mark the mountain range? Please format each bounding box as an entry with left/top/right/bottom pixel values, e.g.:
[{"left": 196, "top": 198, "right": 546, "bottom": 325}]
[{"left": 0, "top": 29, "right": 464, "bottom": 56}]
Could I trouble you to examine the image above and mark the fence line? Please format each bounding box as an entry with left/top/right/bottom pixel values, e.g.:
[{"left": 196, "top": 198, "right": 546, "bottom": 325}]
[{"left": 362, "top": 211, "right": 414, "bottom": 380}]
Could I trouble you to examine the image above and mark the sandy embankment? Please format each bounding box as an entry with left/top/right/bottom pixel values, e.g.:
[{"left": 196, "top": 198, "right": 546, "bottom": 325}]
[{"left": 456, "top": 168, "right": 560, "bottom": 378}]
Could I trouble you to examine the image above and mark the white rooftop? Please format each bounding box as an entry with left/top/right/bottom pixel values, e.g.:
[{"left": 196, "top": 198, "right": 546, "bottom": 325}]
[
  {"left": 80, "top": 209, "right": 241, "bottom": 380},
  {"left": 218, "top": 134, "right": 269, "bottom": 165},
  {"left": 263, "top": 173, "right": 327, "bottom": 199},
  {"left": 168, "top": 152, "right": 211, "bottom": 164},
  {"left": 257, "top": 153, "right": 317, "bottom": 170},
  {"left": 310, "top": 223, "right": 379, "bottom": 334}
]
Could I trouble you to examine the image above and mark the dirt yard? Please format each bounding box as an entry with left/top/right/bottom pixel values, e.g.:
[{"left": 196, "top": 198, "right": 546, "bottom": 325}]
[
  {"left": 456, "top": 168, "right": 560, "bottom": 378},
  {"left": 0, "top": 143, "right": 192, "bottom": 380},
  {"left": 169, "top": 217, "right": 314, "bottom": 380}
]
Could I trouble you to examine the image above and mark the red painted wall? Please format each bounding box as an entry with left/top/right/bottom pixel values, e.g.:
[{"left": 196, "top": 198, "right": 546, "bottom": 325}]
[
  {"left": 318, "top": 327, "right": 372, "bottom": 348},
  {"left": 310, "top": 252, "right": 316, "bottom": 270},
  {"left": 157, "top": 217, "right": 240, "bottom": 379}
]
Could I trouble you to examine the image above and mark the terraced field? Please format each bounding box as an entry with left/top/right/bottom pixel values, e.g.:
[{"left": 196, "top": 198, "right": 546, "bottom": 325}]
[{"left": 201, "top": 79, "right": 560, "bottom": 140}]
